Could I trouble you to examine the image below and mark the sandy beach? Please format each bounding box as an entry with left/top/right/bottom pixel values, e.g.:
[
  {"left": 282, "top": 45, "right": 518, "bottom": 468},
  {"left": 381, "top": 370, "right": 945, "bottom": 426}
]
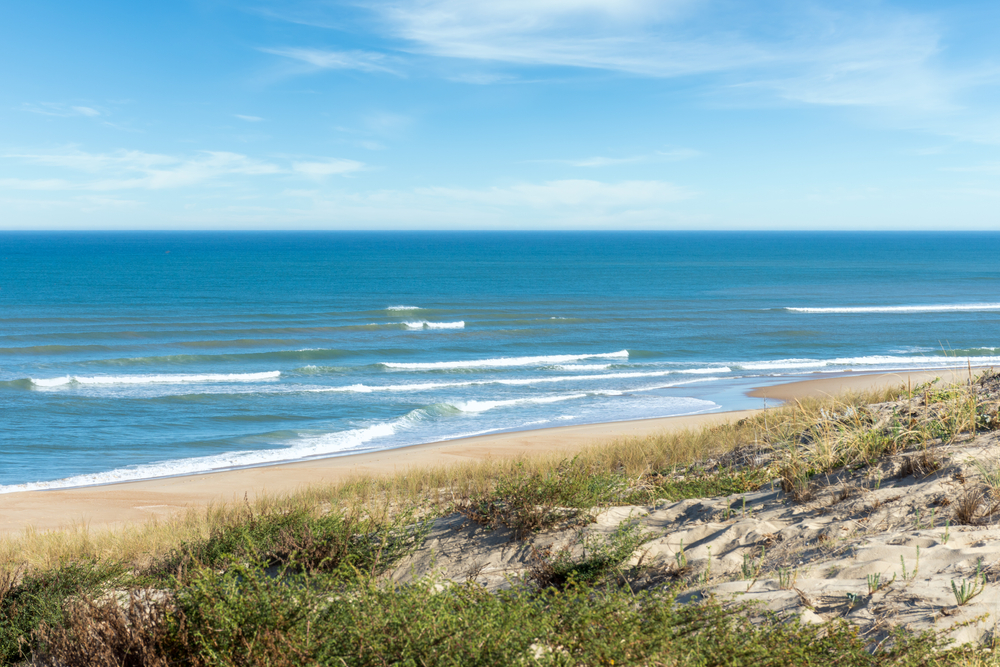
[{"left": 0, "top": 366, "right": 988, "bottom": 537}]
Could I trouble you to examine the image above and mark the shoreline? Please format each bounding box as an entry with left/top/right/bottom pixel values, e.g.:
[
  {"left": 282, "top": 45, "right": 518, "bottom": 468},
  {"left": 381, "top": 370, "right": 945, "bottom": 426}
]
[
  {"left": 746, "top": 366, "right": 986, "bottom": 401},
  {"left": 1, "top": 366, "right": 990, "bottom": 537}
]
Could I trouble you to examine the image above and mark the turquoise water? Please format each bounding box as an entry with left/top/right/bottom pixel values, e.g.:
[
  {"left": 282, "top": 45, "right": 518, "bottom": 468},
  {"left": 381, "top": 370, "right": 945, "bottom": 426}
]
[{"left": 2, "top": 232, "right": 999, "bottom": 491}]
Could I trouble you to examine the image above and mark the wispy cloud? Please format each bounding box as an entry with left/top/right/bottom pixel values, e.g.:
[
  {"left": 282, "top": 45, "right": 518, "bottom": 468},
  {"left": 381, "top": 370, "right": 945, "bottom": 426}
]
[
  {"left": 417, "top": 179, "right": 692, "bottom": 208},
  {"left": 23, "top": 102, "right": 105, "bottom": 118},
  {"left": 261, "top": 47, "right": 402, "bottom": 75},
  {"left": 263, "top": 0, "right": 987, "bottom": 118},
  {"left": 904, "top": 145, "right": 953, "bottom": 156},
  {"left": 0, "top": 178, "right": 75, "bottom": 190},
  {"left": 536, "top": 148, "right": 701, "bottom": 167},
  {"left": 232, "top": 177, "right": 702, "bottom": 229},
  {"left": 733, "top": 13, "right": 966, "bottom": 112},
  {"left": 235, "top": 114, "right": 264, "bottom": 122},
  {"left": 363, "top": 111, "right": 412, "bottom": 135},
  {"left": 1, "top": 148, "right": 365, "bottom": 191},
  {"left": 248, "top": 0, "right": 1000, "bottom": 149},
  {"left": 567, "top": 156, "right": 646, "bottom": 168},
  {"left": 377, "top": 0, "right": 770, "bottom": 77},
  {"left": 943, "top": 162, "right": 1000, "bottom": 175},
  {"left": 292, "top": 158, "right": 365, "bottom": 177}
]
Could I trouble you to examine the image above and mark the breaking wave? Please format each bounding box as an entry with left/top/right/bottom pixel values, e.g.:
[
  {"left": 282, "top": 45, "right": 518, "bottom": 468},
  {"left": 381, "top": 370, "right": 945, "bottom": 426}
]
[
  {"left": 403, "top": 321, "right": 465, "bottom": 330},
  {"left": 0, "top": 418, "right": 398, "bottom": 494},
  {"left": 310, "top": 371, "right": 726, "bottom": 394},
  {"left": 734, "top": 355, "right": 1000, "bottom": 371},
  {"left": 448, "top": 393, "right": 588, "bottom": 413},
  {"left": 29, "top": 371, "right": 281, "bottom": 388},
  {"left": 382, "top": 350, "right": 630, "bottom": 370},
  {"left": 785, "top": 303, "right": 1000, "bottom": 314}
]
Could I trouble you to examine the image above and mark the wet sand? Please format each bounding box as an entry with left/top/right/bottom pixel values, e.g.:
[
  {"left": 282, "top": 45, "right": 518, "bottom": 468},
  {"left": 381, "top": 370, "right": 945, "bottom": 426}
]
[{"left": 1, "top": 366, "right": 989, "bottom": 537}]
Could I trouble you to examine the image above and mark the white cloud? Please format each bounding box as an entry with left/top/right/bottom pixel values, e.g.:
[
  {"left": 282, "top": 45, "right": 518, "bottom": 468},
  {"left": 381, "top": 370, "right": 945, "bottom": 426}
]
[
  {"left": 23, "top": 102, "right": 106, "bottom": 118},
  {"left": 292, "top": 158, "right": 365, "bottom": 177},
  {"left": 251, "top": 0, "right": 1000, "bottom": 147},
  {"left": 569, "top": 155, "right": 645, "bottom": 167},
  {"left": 534, "top": 148, "right": 700, "bottom": 167},
  {"left": 347, "top": 0, "right": 983, "bottom": 117},
  {"left": 262, "top": 47, "right": 402, "bottom": 75},
  {"left": 363, "top": 111, "right": 412, "bottom": 134},
  {"left": 382, "top": 0, "right": 767, "bottom": 77},
  {"left": 418, "top": 179, "right": 692, "bottom": 208},
  {"left": 0, "top": 178, "right": 75, "bottom": 190},
  {"left": 235, "top": 114, "right": 264, "bottom": 122},
  {"left": 5, "top": 150, "right": 281, "bottom": 190},
  {"left": 736, "top": 14, "right": 965, "bottom": 112},
  {"left": 657, "top": 148, "right": 701, "bottom": 161},
  {"left": 943, "top": 162, "right": 1000, "bottom": 175},
  {"left": 184, "top": 177, "right": 698, "bottom": 229},
  {"left": 1, "top": 148, "right": 365, "bottom": 191},
  {"left": 10, "top": 149, "right": 177, "bottom": 173}
]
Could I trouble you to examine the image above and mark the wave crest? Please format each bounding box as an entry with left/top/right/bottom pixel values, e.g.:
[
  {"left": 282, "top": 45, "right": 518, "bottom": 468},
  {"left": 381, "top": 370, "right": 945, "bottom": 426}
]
[
  {"left": 785, "top": 303, "right": 1000, "bottom": 314},
  {"left": 30, "top": 371, "right": 281, "bottom": 387},
  {"left": 382, "top": 350, "right": 629, "bottom": 370},
  {"left": 403, "top": 321, "right": 465, "bottom": 330},
  {"left": 735, "top": 355, "right": 1000, "bottom": 371},
  {"left": 449, "top": 393, "right": 588, "bottom": 413}
]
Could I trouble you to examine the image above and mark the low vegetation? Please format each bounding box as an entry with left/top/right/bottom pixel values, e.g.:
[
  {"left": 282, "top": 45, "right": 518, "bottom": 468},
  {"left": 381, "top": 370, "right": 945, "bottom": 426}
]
[{"left": 4, "top": 371, "right": 1000, "bottom": 665}]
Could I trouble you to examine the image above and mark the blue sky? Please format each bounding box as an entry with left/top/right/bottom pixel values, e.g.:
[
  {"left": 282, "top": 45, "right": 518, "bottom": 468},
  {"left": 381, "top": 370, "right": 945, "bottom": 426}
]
[{"left": 2, "top": 0, "right": 999, "bottom": 229}]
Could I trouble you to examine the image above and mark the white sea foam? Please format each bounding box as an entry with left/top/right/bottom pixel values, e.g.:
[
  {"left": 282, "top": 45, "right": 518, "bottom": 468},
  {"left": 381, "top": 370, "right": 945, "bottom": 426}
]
[
  {"left": 311, "top": 371, "right": 727, "bottom": 394},
  {"left": 403, "top": 321, "right": 465, "bottom": 330},
  {"left": 450, "top": 393, "right": 588, "bottom": 413},
  {"left": 626, "top": 378, "right": 724, "bottom": 392},
  {"left": 786, "top": 303, "right": 1000, "bottom": 314},
  {"left": 0, "top": 390, "right": 719, "bottom": 493},
  {"left": 382, "top": 350, "right": 629, "bottom": 370},
  {"left": 31, "top": 371, "right": 281, "bottom": 387},
  {"left": 736, "top": 355, "right": 1000, "bottom": 371},
  {"left": 677, "top": 367, "right": 730, "bottom": 374},
  {"left": 0, "top": 419, "right": 398, "bottom": 494},
  {"left": 553, "top": 364, "right": 612, "bottom": 371},
  {"left": 387, "top": 305, "right": 422, "bottom": 311}
]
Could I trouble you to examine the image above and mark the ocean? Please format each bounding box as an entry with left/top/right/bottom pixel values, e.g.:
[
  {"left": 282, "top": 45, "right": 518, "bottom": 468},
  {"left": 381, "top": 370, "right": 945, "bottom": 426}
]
[{"left": 2, "top": 231, "right": 999, "bottom": 492}]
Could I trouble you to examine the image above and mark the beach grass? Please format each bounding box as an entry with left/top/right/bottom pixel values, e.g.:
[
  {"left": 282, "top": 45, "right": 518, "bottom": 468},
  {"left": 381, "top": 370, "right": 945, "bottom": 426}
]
[
  {"left": 29, "top": 566, "right": 991, "bottom": 667},
  {"left": 6, "top": 376, "right": 1000, "bottom": 664}
]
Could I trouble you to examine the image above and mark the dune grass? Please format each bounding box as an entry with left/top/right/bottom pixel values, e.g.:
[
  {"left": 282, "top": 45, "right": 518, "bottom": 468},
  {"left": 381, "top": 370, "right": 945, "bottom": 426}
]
[{"left": 31, "top": 565, "right": 993, "bottom": 667}]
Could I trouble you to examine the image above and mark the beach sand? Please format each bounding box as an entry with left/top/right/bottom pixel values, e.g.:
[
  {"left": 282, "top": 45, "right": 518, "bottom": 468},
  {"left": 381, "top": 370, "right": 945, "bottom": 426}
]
[{"left": 0, "top": 367, "right": 986, "bottom": 537}]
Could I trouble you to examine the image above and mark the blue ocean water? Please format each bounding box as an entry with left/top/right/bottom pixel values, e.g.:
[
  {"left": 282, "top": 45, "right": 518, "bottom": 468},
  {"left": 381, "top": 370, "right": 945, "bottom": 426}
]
[{"left": 2, "top": 232, "right": 999, "bottom": 492}]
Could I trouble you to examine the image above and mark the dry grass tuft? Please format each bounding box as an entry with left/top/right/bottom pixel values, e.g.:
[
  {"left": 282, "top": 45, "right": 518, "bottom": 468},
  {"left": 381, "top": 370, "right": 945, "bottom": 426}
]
[
  {"left": 898, "top": 451, "right": 942, "bottom": 479},
  {"left": 954, "top": 488, "right": 986, "bottom": 526},
  {"left": 33, "top": 591, "right": 171, "bottom": 667}
]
